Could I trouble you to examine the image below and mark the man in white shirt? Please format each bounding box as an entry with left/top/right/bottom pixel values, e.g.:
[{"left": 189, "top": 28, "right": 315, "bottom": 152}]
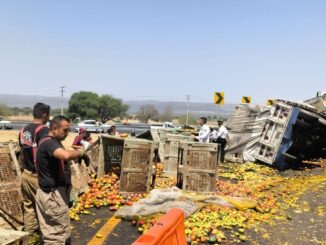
[
  {"left": 195, "top": 117, "right": 210, "bottom": 143},
  {"left": 216, "top": 120, "right": 228, "bottom": 162}
]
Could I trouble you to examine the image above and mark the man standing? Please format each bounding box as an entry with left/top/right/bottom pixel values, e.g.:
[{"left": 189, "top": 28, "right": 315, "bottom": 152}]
[
  {"left": 216, "top": 120, "right": 228, "bottom": 162},
  {"left": 19, "top": 102, "right": 50, "bottom": 239},
  {"left": 35, "top": 115, "right": 84, "bottom": 244},
  {"left": 195, "top": 117, "right": 210, "bottom": 143}
]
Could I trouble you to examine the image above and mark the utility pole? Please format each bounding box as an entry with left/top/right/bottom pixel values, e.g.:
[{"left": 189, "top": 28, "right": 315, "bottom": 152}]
[
  {"left": 60, "top": 86, "right": 65, "bottom": 115},
  {"left": 186, "top": 95, "right": 190, "bottom": 126}
]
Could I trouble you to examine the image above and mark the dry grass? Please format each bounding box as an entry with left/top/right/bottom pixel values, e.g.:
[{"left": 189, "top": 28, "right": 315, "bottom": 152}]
[
  {"left": 0, "top": 130, "right": 98, "bottom": 149},
  {"left": 8, "top": 115, "right": 33, "bottom": 121}
]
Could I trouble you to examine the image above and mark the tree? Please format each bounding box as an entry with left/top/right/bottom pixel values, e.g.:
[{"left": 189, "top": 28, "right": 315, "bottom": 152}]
[
  {"left": 137, "top": 104, "right": 159, "bottom": 123},
  {"left": 98, "top": 95, "right": 129, "bottom": 122},
  {"left": 160, "top": 106, "right": 174, "bottom": 122},
  {"left": 67, "top": 91, "right": 129, "bottom": 122},
  {"left": 68, "top": 91, "right": 100, "bottom": 121},
  {"left": 0, "top": 103, "right": 11, "bottom": 117}
]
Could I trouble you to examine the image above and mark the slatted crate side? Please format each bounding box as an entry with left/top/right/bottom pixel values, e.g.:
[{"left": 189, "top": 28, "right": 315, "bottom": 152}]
[
  {"left": 163, "top": 135, "right": 193, "bottom": 176},
  {"left": 85, "top": 139, "right": 100, "bottom": 173},
  {"left": 0, "top": 155, "right": 17, "bottom": 182},
  {"left": 0, "top": 148, "right": 19, "bottom": 183},
  {"left": 96, "top": 136, "right": 124, "bottom": 177},
  {"left": 119, "top": 172, "right": 149, "bottom": 193},
  {"left": 70, "top": 161, "right": 89, "bottom": 203},
  {"left": 185, "top": 172, "right": 216, "bottom": 192},
  {"left": 183, "top": 143, "right": 219, "bottom": 171},
  {"left": 178, "top": 142, "right": 219, "bottom": 193},
  {"left": 102, "top": 136, "right": 124, "bottom": 176},
  {"left": 121, "top": 140, "right": 151, "bottom": 165},
  {"left": 0, "top": 184, "right": 23, "bottom": 229},
  {"left": 163, "top": 140, "right": 180, "bottom": 175},
  {"left": 119, "top": 139, "right": 154, "bottom": 193}
]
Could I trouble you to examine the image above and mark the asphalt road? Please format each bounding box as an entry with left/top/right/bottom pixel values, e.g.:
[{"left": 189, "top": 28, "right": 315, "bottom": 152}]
[
  {"left": 71, "top": 208, "right": 139, "bottom": 245},
  {"left": 71, "top": 164, "right": 326, "bottom": 245}
]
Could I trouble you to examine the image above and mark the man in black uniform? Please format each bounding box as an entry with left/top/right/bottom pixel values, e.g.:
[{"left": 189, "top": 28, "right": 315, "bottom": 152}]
[
  {"left": 19, "top": 102, "right": 50, "bottom": 239},
  {"left": 35, "top": 115, "right": 84, "bottom": 245}
]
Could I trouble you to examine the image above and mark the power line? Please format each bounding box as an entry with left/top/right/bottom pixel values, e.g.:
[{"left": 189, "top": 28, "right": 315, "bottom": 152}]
[{"left": 60, "top": 86, "right": 65, "bottom": 115}]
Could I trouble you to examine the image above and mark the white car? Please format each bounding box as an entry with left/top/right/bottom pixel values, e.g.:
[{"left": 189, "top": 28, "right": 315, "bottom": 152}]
[
  {"left": 76, "top": 120, "right": 111, "bottom": 133},
  {"left": 0, "top": 119, "right": 13, "bottom": 129}
]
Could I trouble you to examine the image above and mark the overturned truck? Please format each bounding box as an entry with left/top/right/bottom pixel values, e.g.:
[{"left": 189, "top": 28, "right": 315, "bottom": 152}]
[{"left": 225, "top": 99, "right": 326, "bottom": 169}]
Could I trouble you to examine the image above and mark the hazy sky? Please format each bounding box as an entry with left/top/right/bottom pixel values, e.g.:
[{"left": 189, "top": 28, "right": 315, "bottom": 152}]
[{"left": 0, "top": 0, "right": 325, "bottom": 104}]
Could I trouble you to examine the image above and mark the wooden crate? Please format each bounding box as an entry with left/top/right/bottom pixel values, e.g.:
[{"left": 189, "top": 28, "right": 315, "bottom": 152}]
[
  {"left": 163, "top": 134, "right": 193, "bottom": 176},
  {"left": 0, "top": 184, "right": 23, "bottom": 230},
  {"left": 177, "top": 142, "right": 219, "bottom": 193},
  {"left": 97, "top": 135, "right": 157, "bottom": 193},
  {"left": 0, "top": 145, "right": 23, "bottom": 230},
  {"left": 70, "top": 161, "right": 89, "bottom": 203},
  {"left": 97, "top": 136, "right": 124, "bottom": 177},
  {"left": 0, "top": 146, "right": 21, "bottom": 184}
]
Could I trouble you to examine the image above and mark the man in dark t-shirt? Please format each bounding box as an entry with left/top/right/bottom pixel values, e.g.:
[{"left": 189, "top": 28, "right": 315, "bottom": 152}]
[
  {"left": 35, "top": 115, "right": 84, "bottom": 245},
  {"left": 19, "top": 102, "right": 50, "bottom": 237}
]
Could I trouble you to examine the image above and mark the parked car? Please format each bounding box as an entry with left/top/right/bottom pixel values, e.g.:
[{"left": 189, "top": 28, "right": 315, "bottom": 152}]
[
  {"left": 75, "top": 120, "right": 111, "bottom": 133},
  {"left": 0, "top": 119, "right": 13, "bottom": 129}
]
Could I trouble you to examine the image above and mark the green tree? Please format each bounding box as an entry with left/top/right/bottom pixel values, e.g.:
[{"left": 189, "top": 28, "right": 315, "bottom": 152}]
[
  {"left": 67, "top": 91, "right": 129, "bottom": 122},
  {"left": 136, "top": 104, "right": 159, "bottom": 123},
  {"left": 68, "top": 91, "right": 100, "bottom": 121},
  {"left": 98, "top": 95, "right": 129, "bottom": 123}
]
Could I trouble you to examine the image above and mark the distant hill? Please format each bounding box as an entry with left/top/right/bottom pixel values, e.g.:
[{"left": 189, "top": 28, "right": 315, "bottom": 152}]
[
  {"left": 0, "top": 94, "right": 236, "bottom": 117},
  {"left": 0, "top": 94, "right": 69, "bottom": 109},
  {"left": 126, "top": 100, "right": 236, "bottom": 117}
]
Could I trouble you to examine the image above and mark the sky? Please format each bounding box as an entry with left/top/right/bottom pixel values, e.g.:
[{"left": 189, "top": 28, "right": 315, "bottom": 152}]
[{"left": 0, "top": 0, "right": 325, "bottom": 104}]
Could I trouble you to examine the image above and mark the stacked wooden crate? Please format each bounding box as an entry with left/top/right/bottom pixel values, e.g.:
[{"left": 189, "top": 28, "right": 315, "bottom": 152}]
[{"left": 0, "top": 144, "right": 23, "bottom": 230}]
